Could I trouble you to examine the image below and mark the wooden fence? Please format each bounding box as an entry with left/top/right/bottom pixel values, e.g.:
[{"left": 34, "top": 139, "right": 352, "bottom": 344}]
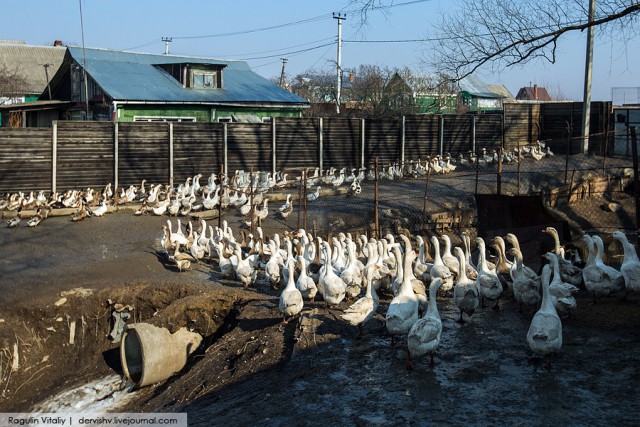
[{"left": 0, "top": 102, "right": 613, "bottom": 193}]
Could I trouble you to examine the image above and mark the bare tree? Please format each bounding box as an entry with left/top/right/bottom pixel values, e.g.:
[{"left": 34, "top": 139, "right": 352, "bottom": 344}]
[
  {"left": 350, "top": 0, "right": 640, "bottom": 80},
  {"left": 0, "top": 64, "right": 28, "bottom": 105}
]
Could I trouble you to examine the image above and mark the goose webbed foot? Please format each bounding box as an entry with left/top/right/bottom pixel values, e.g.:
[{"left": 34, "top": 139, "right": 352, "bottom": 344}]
[
  {"left": 492, "top": 300, "right": 501, "bottom": 311},
  {"left": 456, "top": 311, "right": 466, "bottom": 324},
  {"left": 429, "top": 354, "right": 437, "bottom": 367},
  {"left": 405, "top": 354, "right": 414, "bottom": 370}
]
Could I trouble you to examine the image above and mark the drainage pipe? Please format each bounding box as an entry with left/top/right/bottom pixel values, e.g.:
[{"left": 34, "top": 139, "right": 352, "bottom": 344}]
[{"left": 120, "top": 323, "right": 202, "bottom": 388}]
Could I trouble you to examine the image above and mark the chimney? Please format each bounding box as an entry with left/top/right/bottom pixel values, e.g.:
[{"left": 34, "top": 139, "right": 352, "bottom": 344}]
[
  {"left": 349, "top": 71, "right": 354, "bottom": 83},
  {"left": 53, "top": 40, "right": 63, "bottom": 47},
  {"left": 533, "top": 84, "right": 538, "bottom": 100}
]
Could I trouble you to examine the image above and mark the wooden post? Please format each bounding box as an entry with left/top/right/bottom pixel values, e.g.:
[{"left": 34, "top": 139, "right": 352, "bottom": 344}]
[
  {"left": 318, "top": 117, "right": 323, "bottom": 171},
  {"left": 475, "top": 148, "right": 480, "bottom": 196},
  {"left": 218, "top": 164, "right": 224, "bottom": 230},
  {"left": 360, "top": 118, "right": 366, "bottom": 169},
  {"left": 223, "top": 122, "right": 228, "bottom": 177},
  {"left": 438, "top": 115, "right": 444, "bottom": 157},
  {"left": 303, "top": 169, "right": 307, "bottom": 231},
  {"left": 565, "top": 121, "right": 571, "bottom": 184},
  {"left": 567, "top": 169, "right": 576, "bottom": 205},
  {"left": 422, "top": 163, "right": 431, "bottom": 217},
  {"left": 496, "top": 147, "right": 503, "bottom": 196},
  {"left": 297, "top": 170, "right": 303, "bottom": 231},
  {"left": 471, "top": 115, "right": 476, "bottom": 154},
  {"left": 249, "top": 168, "right": 254, "bottom": 236},
  {"left": 516, "top": 137, "right": 521, "bottom": 195},
  {"left": 271, "top": 117, "right": 277, "bottom": 175},
  {"left": 374, "top": 157, "right": 379, "bottom": 239},
  {"left": 400, "top": 115, "right": 406, "bottom": 168},
  {"left": 114, "top": 122, "right": 119, "bottom": 191},
  {"left": 169, "top": 122, "right": 174, "bottom": 186},
  {"left": 52, "top": 121, "right": 57, "bottom": 193},
  {"left": 630, "top": 126, "right": 639, "bottom": 246}
]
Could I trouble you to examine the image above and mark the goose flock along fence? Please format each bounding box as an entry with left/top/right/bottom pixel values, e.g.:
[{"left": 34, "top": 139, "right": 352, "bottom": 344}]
[{"left": 0, "top": 107, "right": 636, "bottom": 244}]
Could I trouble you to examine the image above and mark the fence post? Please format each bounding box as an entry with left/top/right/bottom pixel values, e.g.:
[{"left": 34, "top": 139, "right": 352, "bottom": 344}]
[
  {"left": 52, "top": 121, "right": 57, "bottom": 193},
  {"left": 497, "top": 147, "right": 503, "bottom": 195},
  {"left": 565, "top": 121, "right": 571, "bottom": 184},
  {"left": 630, "top": 126, "right": 639, "bottom": 246},
  {"left": 223, "top": 122, "right": 228, "bottom": 177},
  {"left": 517, "top": 137, "right": 521, "bottom": 194},
  {"left": 297, "top": 170, "right": 303, "bottom": 231},
  {"left": 475, "top": 148, "right": 480, "bottom": 196},
  {"left": 114, "top": 122, "right": 119, "bottom": 190},
  {"left": 271, "top": 117, "right": 277, "bottom": 175},
  {"left": 218, "top": 164, "right": 224, "bottom": 230},
  {"left": 318, "top": 117, "right": 323, "bottom": 171},
  {"left": 471, "top": 115, "right": 476, "bottom": 153},
  {"left": 169, "top": 122, "right": 174, "bottom": 186},
  {"left": 303, "top": 169, "right": 307, "bottom": 231},
  {"left": 400, "top": 115, "right": 406, "bottom": 168},
  {"left": 421, "top": 166, "right": 432, "bottom": 231},
  {"left": 360, "top": 118, "right": 366, "bottom": 169},
  {"left": 374, "top": 157, "right": 379, "bottom": 239},
  {"left": 439, "top": 115, "right": 444, "bottom": 157}
]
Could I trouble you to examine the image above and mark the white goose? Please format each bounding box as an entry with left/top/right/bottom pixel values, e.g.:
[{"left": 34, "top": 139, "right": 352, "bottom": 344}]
[
  {"left": 476, "top": 237, "right": 503, "bottom": 310},
  {"left": 441, "top": 235, "right": 460, "bottom": 277},
  {"left": 319, "top": 242, "right": 346, "bottom": 306},
  {"left": 509, "top": 247, "right": 541, "bottom": 312},
  {"left": 407, "top": 278, "right": 444, "bottom": 369},
  {"left": 429, "top": 236, "right": 453, "bottom": 292},
  {"left": 527, "top": 264, "right": 562, "bottom": 356},
  {"left": 453, "top": 247, "right": 480, "bottom": 323},
  {"left": 385, "top": 246, "right": 419, "bottom": 344},
  {"left": 233, "top": 244, "right": 258, "bottom": 289},
  {"left": 611, "top": 230, "right": 640, "bottom": 292},
  {"left": 307, "top": 186, "right": 321, "bottom": 202},
  {"left": 296, "top": 256, "right": 318, "bottom": 301},
  {"left": 542, "top": 226, "right": 583, "bottom": 287},
  {"left": 341, "top": 265, "right": 380, "bottom": 338},
  {"left": 544, "top": 252, "right": 578, "bottom": 317},
  {"left": 592, "top": 235, "right": 625, "bottom": 295},
  {"left": 279, "top": 259, "right": 304, "bottom": 323}
]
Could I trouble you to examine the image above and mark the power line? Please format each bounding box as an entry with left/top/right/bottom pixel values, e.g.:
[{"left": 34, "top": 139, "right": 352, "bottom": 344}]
[
  {"left": 239, "top": 41, "right": 336, "bottom": 61},
  {"left": 172, "top": 14, "right": 330, "bottom": 40}
]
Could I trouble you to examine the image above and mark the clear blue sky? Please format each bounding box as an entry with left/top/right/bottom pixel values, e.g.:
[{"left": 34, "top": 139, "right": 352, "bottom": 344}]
[{"left": 2, "top": 0, "right": 638, "bottom": 101}]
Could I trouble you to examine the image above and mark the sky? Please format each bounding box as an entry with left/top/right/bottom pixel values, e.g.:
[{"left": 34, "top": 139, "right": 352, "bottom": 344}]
[{"left": 2, "top": 0, "right": 638, "bottom": 102}]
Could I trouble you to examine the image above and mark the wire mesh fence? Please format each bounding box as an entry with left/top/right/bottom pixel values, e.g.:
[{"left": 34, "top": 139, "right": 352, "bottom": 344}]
[{"left": 213, "top": 134, "right": 637, "bottom": 242}]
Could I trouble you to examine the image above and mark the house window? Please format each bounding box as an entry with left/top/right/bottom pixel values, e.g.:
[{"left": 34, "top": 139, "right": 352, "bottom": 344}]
[
  {"left": 217, "top": 117, "right": 232, "bottom": 123},
  {"left": 192, "top": 71, "right": 218, "bottom": 89}
]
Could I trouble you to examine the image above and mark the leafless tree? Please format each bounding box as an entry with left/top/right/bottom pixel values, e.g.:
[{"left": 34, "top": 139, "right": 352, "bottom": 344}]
[
  {"left": 0, "top": 64, "right": 28, "bottom": 105},
  {"left": 350, "top": 0, "right": 640, "bottom": 80}
]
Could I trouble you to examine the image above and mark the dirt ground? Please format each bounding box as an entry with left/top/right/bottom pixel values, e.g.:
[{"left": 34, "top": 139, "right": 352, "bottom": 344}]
[{"left": 1, "top": 162, "right": 639, "bottom": 424}]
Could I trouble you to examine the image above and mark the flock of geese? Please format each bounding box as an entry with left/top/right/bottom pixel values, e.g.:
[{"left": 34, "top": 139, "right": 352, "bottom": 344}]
[
  {"left": 2, "top": 141, "right": 555, "bottom": 230},
  {"left": 158, "top": 217, "right": 640, "bottom": 368}
]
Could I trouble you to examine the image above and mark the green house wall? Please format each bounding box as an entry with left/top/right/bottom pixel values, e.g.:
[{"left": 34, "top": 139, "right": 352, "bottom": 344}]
[{"left": 115, "top": 104, "right": 303, "bottom": 122}]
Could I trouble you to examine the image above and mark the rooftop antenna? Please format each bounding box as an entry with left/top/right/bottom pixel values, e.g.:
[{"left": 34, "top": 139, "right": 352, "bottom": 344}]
[
  {"left": 78, "top": 0, "right": 89, "bottom": 120},
  {"left": 162, "top": 37, "right": 173, "bottom": 55}
]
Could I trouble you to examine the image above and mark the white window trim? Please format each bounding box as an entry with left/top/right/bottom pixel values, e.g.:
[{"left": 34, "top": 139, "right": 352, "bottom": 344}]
[
  {"left": 217, "top": 116, "right": 232, "bottom": 123},
  {"left": 133, "top": 116, "right": 197, "bottom": 122}
]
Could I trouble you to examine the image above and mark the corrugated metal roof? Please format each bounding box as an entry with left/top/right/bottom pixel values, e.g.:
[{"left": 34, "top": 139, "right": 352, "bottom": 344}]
[
  {"left": 487, "top": 84, "right": 516, "bottom": 102},
  {"left": 0, "top": 44, "right": 66, "bottom": 94},
  {"left": 458, "top": 75, "right": 501, "bottom": 98},
  {"left": 66, "top": 47, "right": 308, "bottom": 105}
]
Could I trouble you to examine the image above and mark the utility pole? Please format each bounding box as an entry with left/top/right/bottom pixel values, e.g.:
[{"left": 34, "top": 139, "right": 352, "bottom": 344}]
[
  {"left": 162, "top": 37, "right": 173, "bottom": 55},
  {"left": 279, "top": 57, "right": 288, "bottom": 88},
  {"left": 581, "top": 0, "right": 596, "bottom": 153},
  {"left": 333, "top": 12, "right": 346, "bottom": 114},
  {"left": 43, "top": 64, "right": 52, "bottom": 100},
  {"left": 78, "top": 0, "right": 89, "bottom": 120}
]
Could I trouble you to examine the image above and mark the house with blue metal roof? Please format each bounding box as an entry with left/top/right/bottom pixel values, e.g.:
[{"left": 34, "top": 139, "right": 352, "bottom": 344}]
[{"left": 45, "top": 47, "right": 309, "bottom": 122}]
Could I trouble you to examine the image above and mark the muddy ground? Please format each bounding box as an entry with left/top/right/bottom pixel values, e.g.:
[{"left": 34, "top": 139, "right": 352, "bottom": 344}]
[{"left": 1, "top": 162, "right": 639, "bottom": 424}]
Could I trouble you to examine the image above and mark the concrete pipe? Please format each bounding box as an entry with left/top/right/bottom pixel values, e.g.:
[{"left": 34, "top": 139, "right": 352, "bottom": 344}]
[{"left": 120, "top": 323, "right": 202, "bottom": 388}]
